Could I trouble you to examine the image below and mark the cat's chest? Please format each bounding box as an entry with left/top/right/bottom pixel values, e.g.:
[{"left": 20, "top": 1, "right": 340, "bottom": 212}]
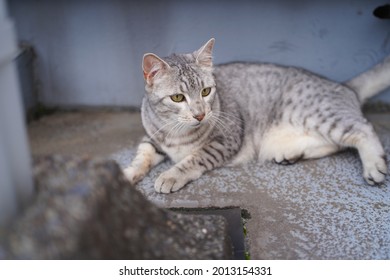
[
  {"left": 161, "top": 143, "right": 198, "bottom": 163},
  {"left": 155, "top": 125, "right": 213, "bottom": 163}
]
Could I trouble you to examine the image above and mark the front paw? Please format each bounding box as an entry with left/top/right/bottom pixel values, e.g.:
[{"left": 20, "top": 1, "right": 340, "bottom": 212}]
[
  {"left": 155, "top": 169, "right": 188, "bottom": 193},
  {"left": 123, "top": 166, "right": 145, "bottom": 186}
]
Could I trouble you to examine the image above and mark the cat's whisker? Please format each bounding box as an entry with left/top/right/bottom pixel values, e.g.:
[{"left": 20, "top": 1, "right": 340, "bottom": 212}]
[
  {"left": 172, "top": 122, "right": 185, "bottom": 137},
  {"left": 212, "top": 110, "right": 240, "bottom": 123},
  {"left": 150, "top": 119, "right": 178, "bottom": 140},
  {"left": 212, "top": 111, "right": 243, "bottom": 132},
  {"left": 216, "top": 111, "right": 243, "bottom": 126},
  {"left": 209, "top": 115, "right": 229, "bottom": 138},
  {"left": 165, "top": 121, "right": 183, "bottom": 140},
  {"left": 149, "top": 123, "right": 172, "bottom": 139},
  {"left": 217, "top": 110, "right": 243, "bottom": 120}
]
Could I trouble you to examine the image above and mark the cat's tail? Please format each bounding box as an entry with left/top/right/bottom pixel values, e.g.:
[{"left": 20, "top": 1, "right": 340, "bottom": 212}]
[{"left": 345, "top": 55, "right": 390, "bottom": 104}]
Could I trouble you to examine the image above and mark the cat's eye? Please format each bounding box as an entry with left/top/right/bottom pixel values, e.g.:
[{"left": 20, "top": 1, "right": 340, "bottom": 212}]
[
  {"left": 201, "top": 87, "right": 211, "bottom": 97},
  {"left": 170, "top": 94, "right": 185, "bottom": 102}
]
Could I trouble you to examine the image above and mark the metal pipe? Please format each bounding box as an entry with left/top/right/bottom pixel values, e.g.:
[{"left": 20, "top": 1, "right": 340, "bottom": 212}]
[{"left": 0, "top": 0, "right": 33, "bottom": 226}]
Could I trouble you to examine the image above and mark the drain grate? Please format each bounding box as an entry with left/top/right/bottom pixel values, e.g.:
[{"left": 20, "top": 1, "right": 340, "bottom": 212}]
[{"left": 173, "top": 207, "right": 247, "bottom": 260}]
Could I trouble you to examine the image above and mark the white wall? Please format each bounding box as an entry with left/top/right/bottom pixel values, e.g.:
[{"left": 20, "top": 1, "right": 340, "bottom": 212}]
[{"left": 8, "top": 0, "right": 390, "bottom": 107}]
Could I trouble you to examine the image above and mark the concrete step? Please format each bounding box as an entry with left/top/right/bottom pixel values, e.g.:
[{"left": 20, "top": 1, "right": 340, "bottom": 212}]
[{"left": 28, "top": 110, "right": 390, "bottom": 259}]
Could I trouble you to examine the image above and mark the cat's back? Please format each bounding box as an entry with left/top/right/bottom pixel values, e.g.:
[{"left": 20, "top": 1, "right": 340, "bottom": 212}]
[
  {"left": 214, "top": 61, "right": 358, "bottom": 107},
  {"left": 214, "top": 62, "right": 296, "bottom": 124},
  {"left": 214, "top": 61, "right": 325, "bottom": 90},
  {"left": 213, "top": 61, "right": 362, "bottom": 164},
  {"left": 214, "top": 62, "right": 304, "bottom": 101},
  {"left": 215, "top": 62, "right": 288, "bottom": 86}
]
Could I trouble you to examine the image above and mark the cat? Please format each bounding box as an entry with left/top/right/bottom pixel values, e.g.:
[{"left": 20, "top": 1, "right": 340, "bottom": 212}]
[{"left": 124, "top": 38, "right": 390, "bottom": 193}]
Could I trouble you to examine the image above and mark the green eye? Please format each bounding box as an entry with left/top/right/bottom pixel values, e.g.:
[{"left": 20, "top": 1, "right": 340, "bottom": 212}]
[
  {"left": 170, "top": 94, "right": 185, "bottom": 102},
  {"left": 201, "top": 87, "right": 211, "bottom": 97}
]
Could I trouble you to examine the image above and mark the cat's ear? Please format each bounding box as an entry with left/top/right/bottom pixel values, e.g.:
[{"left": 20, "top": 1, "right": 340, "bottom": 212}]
[
  {"left": 142, "top": 53, "right": 170, "bottom": 85},
  {"left": 195, "top": 38, "right": 215, "bottom": 67}
]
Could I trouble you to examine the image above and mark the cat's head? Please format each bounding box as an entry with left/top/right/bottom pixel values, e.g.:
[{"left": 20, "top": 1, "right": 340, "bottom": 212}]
[{"left": 142, "top": 38, "right": 217, "bottom": 128}]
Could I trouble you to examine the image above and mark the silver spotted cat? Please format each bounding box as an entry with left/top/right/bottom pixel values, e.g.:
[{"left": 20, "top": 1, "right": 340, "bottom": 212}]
[{"left": 125, "top": 38, "right": 390, "bottom": 193}]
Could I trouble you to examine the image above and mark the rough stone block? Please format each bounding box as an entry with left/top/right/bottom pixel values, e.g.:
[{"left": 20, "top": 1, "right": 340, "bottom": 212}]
[{"left": 0, "top": 156, "right": 232, "bottom": 259}]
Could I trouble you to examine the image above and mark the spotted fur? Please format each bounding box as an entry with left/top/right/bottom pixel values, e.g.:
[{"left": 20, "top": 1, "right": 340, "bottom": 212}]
[{"left": 124, "top": 38, "right": 390, "bottom": 193}]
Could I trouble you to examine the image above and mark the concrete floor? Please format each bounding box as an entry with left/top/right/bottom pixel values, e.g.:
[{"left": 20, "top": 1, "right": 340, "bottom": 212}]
[{"left": 28, "top": 109, "right": 390, "bottom": 259}]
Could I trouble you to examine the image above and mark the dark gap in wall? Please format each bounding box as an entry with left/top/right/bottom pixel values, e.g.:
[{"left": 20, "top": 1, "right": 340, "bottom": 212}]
[{"left": 171, "top": 207, "right": 250, "bottom": 260}]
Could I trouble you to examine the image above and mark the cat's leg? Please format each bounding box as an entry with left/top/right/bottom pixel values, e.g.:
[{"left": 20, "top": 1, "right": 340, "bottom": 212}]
[
  {"left": 260, "top": 124, "right": 339, "bottom": 164},
  {"left": 154, "top": 155, "right": 204, "bottom": 193},
  {"left": 273, "top": 136, "right": 338, "bottom": 165},
  {"left": 301, "top": 143, "right": 340, "bottom": 159},
  {"left": 124, "top": 137, "right": 165, "bottom": 185},
  {"left": 155, "top": 141, "right": 227, "bottom": 193},
  {"left": 336, "top": 122, "right": 387, "bottom": 185}
]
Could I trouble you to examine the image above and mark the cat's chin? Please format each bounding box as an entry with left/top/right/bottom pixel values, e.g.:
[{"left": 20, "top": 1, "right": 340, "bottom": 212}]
[{"left": 184, "top": 121, "right": 206, "bottom": 129}]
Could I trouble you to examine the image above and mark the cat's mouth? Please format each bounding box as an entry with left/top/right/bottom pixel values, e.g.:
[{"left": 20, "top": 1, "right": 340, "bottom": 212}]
[
  {"left": 187, "top": 119, "right": 210, "bottom": 129},
  {"left": 185, "top": 116, "right": 209, "bottom": 127},
  {"left": 179, "top": 113, "right": 210, "bottom": 128},
  {"left": 190, "top": 121, "right": 203, "bottom": 128},
  {"left": 177, "top": 120, "right": 203, "bottom": 129}
]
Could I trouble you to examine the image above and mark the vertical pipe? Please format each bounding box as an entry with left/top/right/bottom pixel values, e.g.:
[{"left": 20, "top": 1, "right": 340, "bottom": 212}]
[{"left": 0, "top": 0, "right": 34, "bottom": 226}]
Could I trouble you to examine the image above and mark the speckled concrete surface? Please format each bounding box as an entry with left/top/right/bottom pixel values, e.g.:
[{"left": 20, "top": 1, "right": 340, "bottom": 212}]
[
  {"left": 112, "top": 133, "right": 390, "bottom": 259},
  {"left": 29, "top": 110, "right": 390, "bottom": 259}
]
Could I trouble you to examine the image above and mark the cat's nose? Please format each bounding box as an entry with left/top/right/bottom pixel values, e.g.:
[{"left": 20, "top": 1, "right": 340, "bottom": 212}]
[{"left": 193, "top": 113, "right": 205, "bottom": 122}]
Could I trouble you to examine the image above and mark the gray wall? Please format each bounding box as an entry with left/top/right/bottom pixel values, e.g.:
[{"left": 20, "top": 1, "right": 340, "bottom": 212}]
[{"left": 8, "top": 0, "right": 390, "bottom": 108}]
